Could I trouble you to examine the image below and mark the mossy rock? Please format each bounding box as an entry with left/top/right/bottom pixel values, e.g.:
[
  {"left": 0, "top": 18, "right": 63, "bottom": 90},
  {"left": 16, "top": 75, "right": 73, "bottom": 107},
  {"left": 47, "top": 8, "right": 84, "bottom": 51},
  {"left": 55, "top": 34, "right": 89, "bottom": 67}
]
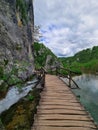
[
  {"left": 8, "top": 75, "right": 22, "bottom": 86},
  {"left": 16, "top": 0, "right": 28, "bottom": 24},
  {"left": 0, "top": 88, "right": 41, "bottom": 130},
  {"left": 0, "top": 66, "right": 4, "bottom": 78},
  {"left": 0, "top": 82, "right": 8, "bottom": 99},
  {"left": 0, "top": 119, "right": 5, "bottom": 130}
]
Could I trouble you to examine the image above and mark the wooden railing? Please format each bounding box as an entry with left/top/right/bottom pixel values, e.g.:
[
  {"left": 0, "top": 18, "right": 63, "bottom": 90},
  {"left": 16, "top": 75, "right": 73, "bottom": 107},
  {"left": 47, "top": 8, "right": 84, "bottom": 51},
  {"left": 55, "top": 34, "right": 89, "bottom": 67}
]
[
  {"left": 35, "top": 67, "right": 80, "bottom": 89},
  {"left": 34, "top": 67, "right": 46, "bottom": 89},
  {"left": 58, "top": 67, "right": 80, "bottom": 89},
  {"left": 48, "top": 66, "right": 80, "bottom": 89}
]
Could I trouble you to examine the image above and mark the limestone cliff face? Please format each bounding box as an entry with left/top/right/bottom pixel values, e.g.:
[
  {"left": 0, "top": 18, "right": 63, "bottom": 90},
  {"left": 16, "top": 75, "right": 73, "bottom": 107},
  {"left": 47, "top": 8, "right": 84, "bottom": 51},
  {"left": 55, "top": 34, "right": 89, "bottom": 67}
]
[{"left": 0, "top": 0, "right": 34, "bottom": 81}]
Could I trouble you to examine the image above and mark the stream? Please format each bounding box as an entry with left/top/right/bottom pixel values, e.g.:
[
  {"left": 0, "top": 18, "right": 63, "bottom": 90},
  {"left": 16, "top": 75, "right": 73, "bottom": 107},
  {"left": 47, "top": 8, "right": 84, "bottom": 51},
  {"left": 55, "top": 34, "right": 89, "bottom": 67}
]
[{"left": 0, "top": 79, "right": 38, "bottom": 114}]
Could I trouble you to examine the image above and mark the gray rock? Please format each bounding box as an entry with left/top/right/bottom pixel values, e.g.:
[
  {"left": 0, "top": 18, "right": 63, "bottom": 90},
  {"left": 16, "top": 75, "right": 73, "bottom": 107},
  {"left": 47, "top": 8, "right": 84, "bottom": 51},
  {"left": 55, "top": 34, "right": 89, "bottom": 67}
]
[
  {"left": 0, "top": 0, "right": 34, "bottom": 81},
  {"left": 45, "top": 55, "right": 60, "bottom": 70}
]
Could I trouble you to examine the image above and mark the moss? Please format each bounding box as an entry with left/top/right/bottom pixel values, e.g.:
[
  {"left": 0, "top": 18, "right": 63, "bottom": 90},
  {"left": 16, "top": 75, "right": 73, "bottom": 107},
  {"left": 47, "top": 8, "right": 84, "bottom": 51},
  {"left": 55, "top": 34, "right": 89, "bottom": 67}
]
[
  {"left": 16, "top": 45, "right": 22, "bottom": 51},
  {"left": 0, "top": 118, "right": 5, "bottom": 130},
  {"left": 27, "top": 94, "right": 34, "bottom": 101},
  {"left": 4, "top": 59, "right": 9, "bottom": 66},
  {"left": 0, "top": 82, "right": 8, "bottom": 99},
  {"left": 0, "top": 88, "right": 41, "bottom": 130},
  {"left": 8, "top": 75, "right": 22, "bottom": 86},
  {"left": 0, "top": 64, "right": 22, "bottom": 96},
  {"left": 0, "top": 66, "right": 4, "bottom": 79}
]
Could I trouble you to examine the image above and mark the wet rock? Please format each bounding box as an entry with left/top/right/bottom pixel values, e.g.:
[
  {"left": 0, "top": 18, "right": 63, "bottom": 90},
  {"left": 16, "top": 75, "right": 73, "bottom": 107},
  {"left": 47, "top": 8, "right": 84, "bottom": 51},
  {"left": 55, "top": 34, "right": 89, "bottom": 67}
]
[
  {"left": 0, "top": 88, "right": 40, "bottom": 130},
  {"left": 0, "top": 119, "right": 5, "bottom": 130}
]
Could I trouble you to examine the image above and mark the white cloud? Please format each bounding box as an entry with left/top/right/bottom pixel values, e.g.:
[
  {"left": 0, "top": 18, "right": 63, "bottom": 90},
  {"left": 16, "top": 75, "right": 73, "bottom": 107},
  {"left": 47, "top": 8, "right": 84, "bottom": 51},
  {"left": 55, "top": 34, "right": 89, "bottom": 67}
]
[{"left": 34, "top": 0, "right": 98, "bottom": 57}]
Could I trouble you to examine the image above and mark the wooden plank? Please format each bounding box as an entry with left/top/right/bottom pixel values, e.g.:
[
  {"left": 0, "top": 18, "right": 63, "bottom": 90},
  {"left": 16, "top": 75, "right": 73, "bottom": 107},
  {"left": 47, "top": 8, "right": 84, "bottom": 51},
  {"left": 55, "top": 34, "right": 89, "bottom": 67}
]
[
  {"left": 38, "top": 105, "right": 85, "bottom": 111},
  {"left": 40, "top": 99, "right": 79, "bottom": 103},
  {"left": 37, "top": 109, "right": 87, "bottom": 115},
  {"left": 41, "top": 96, "right": 76, "bottom": 99},
  {"left": 34, "top": 120, "right": 96, "bottom": 128},
  {"left": 41, "top": 96, "right": 78, "bottom": 100},
  {"left": 41, "top": 94, "right": 74, "bottom": 98},
  {"left": 32, "top": 126, "right": 95, "bottom": 130},
  {"left": 36, "top": 114, "right": 91, "bottom": 121},
  {"left": 39, "top": 101, "right": 82, "bottom": 107},
  {"left": 41, "top": 92, "right": 73, "bottom": 95}
]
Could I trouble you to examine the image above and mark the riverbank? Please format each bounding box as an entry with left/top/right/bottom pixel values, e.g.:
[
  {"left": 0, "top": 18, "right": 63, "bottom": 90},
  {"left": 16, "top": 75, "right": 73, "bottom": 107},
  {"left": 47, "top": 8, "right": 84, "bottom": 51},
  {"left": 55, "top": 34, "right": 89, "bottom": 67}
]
[{"left": 0, "top": 74, "right": 37, "bottom": 100}]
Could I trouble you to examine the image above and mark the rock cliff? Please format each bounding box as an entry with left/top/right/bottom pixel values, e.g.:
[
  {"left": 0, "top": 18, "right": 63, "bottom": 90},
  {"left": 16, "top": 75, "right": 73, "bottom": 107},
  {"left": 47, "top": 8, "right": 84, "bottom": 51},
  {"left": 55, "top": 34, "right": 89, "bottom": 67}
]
[
  {"left": 0, "top": 0, "right": 34, "bottom": 88},
  {"left": 34, "top": 42, "right": 61, "bottom": 70}
]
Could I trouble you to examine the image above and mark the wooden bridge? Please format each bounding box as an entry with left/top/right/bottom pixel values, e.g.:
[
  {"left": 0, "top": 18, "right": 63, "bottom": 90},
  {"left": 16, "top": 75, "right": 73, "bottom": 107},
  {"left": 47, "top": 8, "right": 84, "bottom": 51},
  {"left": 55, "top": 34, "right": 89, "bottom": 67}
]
[{"left": 32, "top": 68, "right": 98, "bottom": 130}]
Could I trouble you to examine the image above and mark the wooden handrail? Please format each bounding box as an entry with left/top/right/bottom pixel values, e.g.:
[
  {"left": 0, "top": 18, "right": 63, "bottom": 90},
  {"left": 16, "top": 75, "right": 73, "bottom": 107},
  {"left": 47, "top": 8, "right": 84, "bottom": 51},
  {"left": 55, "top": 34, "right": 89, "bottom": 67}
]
[
  {"left": 33, "top": 67, "right": 46, "bottom": 90},
  {"left": 34, "top": 66, "right": 80, "bottom": 89},
  {"left": 47, "top": 66, "right": 80, "bottom": 89}
]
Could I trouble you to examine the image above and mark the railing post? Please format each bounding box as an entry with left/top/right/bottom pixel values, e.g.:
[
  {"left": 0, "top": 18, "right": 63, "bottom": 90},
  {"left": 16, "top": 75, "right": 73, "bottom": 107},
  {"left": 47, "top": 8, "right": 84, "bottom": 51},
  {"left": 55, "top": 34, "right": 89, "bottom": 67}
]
[
  {"left": 42, "top": 71, "right": 45, "bottom": 88},
  {"left": 51, "top": 67, "right": 53, "bottom": 75},
  {"left": 56, "top": 66, "right": 60, "bottom": 76},
  {"left": 69, "top": 71, "right": 71, "bottom": 87},
  {"left": 40, "top": 68, "right": 45, "bottom": 88},
  {"left": 56, "top": 67, "right": 58, "bottom": 75}
]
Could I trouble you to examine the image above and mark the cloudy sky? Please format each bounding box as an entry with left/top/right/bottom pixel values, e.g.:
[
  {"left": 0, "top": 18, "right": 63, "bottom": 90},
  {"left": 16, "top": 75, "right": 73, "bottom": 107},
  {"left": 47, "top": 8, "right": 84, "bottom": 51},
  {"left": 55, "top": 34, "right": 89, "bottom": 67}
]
[{"left": 34, "top": 0, "right": 98, "bottom": 57}]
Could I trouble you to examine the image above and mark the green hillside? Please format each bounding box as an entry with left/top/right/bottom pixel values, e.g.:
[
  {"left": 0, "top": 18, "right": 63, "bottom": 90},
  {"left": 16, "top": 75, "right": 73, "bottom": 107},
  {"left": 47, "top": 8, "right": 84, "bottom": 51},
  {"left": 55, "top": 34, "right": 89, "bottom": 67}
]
[
  {"left": 34, "top": 43, "right": 98, "bottom": 73},
  {"left": 34, "top": 42, "right": 60, "bottom": 69},
  {"left": 59, "top": 46, "right": 98, "bottom": 73}
]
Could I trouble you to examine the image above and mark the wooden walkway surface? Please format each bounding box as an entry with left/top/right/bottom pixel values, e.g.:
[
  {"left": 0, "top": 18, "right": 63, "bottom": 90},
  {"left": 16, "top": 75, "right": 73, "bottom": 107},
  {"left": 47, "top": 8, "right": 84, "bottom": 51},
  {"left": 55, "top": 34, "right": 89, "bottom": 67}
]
[{"left": 32, "top": 74, "right": 97, "bottom": 130}]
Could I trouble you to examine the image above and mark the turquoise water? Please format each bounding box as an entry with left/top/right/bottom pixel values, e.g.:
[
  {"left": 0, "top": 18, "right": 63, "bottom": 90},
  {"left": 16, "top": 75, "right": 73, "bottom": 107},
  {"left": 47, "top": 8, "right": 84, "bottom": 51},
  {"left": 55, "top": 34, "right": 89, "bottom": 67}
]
[{"left": 73, "top": 74, "right": 98, "bottom": 125}]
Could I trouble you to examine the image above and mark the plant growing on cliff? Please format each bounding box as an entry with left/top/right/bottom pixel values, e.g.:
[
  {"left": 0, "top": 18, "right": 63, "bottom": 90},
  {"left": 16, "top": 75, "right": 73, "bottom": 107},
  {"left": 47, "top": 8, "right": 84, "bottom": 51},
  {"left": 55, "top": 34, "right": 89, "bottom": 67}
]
[
  {"left": 16, "top": 0, "right": 28, "bottom": 24},
  {"left": 27, "top": 94, "right": 34, "bottom": 101},
  {"left": 0, "top": 66, "right": 4, "bottom": 79}
]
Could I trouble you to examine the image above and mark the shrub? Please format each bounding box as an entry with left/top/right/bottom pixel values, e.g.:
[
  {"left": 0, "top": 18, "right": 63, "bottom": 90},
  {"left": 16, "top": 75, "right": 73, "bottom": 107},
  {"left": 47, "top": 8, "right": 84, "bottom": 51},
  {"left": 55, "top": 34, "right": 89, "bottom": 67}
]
[{"left": 16, "top": 0, "right": 28, "bottom": 24}]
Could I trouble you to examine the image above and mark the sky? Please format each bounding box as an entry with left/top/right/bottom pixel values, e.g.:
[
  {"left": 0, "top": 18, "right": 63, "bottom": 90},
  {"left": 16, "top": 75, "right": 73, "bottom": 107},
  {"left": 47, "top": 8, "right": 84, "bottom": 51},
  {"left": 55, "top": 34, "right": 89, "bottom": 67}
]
[{"left": 34, "top": 0, "right": 98, "bottom": 57}]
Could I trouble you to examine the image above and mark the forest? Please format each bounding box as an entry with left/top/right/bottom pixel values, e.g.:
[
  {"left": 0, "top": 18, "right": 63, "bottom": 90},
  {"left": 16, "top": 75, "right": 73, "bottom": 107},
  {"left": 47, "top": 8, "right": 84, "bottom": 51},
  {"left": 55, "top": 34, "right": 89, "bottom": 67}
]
[{"left": 59, "top": 46, "right": 98, "bottom": 74}]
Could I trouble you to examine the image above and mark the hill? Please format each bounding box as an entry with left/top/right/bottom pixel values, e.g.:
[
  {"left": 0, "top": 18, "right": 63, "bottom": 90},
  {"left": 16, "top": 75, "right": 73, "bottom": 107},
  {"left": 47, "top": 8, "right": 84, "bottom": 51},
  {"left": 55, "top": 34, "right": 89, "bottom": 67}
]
[
  {"left": 59, "top": 46, "right": 98, "bottom": 73},
  {"left": 34, "top": 42, "right": 60, "bottom": 70}
]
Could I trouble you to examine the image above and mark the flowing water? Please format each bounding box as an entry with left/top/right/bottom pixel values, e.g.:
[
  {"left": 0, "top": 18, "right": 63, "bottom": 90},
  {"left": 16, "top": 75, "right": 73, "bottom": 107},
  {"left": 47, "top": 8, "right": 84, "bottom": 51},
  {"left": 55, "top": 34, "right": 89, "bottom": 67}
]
[
  {"left": 0, "top": 79, "right": 38, "bottom": 114},
  {"left": 72, "top": 74, "right": 98, "bottom": 124}
]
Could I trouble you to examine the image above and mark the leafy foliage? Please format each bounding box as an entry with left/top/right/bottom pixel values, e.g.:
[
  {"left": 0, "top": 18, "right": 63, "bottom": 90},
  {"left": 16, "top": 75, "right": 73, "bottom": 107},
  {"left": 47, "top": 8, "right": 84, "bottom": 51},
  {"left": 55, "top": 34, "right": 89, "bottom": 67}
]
[
  {"left": 16, "top": 0, "right": 28, "bottom": 24},
  {"left": 0, "top": 66, "right": 4, "bottom": 79},
  {"left": 59, "top": 46, "right": 98, "bottom": 73},
  {"left": 27, "top": 95, "right": 34, "bottom": 101},
  {"left": 0, "top": 61, "right": 30, "bottom": 93}
]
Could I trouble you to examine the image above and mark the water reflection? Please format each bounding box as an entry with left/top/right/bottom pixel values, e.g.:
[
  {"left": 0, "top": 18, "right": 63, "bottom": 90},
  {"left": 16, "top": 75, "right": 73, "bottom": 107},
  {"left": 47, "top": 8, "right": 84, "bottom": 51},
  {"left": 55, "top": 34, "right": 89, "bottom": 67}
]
[{"left": 73, "top": 74, "right": 98, "bottom": 124}]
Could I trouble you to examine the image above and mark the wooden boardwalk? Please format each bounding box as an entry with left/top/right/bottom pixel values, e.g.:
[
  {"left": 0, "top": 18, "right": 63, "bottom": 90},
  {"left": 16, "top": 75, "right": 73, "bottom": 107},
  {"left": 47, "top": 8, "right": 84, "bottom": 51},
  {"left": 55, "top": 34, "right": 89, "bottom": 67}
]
[{"left": 32, "top": 74, "right": 97, "bottom": 130}]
